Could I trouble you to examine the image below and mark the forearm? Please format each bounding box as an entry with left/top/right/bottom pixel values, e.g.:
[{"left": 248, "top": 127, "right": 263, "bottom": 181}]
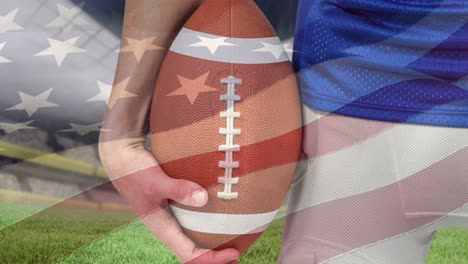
[
  {"left": 101, "top": 0, "right": 203, "bottom": 142},
  {"left": 117, "top": 0, "right": 203, "bottom": 87},
  {"left": 123, "top": 0, "right": 203, "bottom": 36}
]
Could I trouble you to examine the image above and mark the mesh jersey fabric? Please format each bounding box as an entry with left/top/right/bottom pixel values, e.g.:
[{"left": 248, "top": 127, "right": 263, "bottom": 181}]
[{"left": 294, "top": 0, "right": 468, "bottom": 128}]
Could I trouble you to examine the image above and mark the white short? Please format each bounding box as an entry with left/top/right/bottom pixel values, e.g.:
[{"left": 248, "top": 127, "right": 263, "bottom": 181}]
[{"left": 278, "top": 106, "right": 468, "bottom": 264}]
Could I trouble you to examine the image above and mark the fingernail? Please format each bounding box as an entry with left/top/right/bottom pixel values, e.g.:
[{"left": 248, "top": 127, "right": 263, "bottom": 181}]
[{"left": 191, "top": 191, "right": 206, "bottom": 206}]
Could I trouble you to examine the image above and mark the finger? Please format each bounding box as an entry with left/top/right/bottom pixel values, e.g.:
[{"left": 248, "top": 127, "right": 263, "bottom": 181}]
[
  {"left": 141, "top": 206, "right": 198, "bottom": 257},
  {"left": 140, "top": 208, "right": 239, "bottom": 264},
  {"left": 133, "top": 163, "right": 207, "bottom": 207},
  {"left": 159, "top": 177, "right": 209, "bottom": 207},
  {"left": 186, "top": 248, "right": 240, "bottom": 264}
]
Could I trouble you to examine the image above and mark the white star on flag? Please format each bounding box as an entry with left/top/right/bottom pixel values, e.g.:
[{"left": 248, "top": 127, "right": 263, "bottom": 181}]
[
  {"left": 189, "top": 36, "right": 237, "bottom": 54},
  {"left": 0, "top": 121, "right": 36, "bottom": 134},
  {"left": 47, "top": 2, "right": 91, "bottom": 31},
  {"left": 116, "top": 37, "right": 163, "bottom": 62},
  {"left": 253, "top": 42, "right": 286, "bottom": 60},
  {"left": 6, "top": 88, "right": 59, "bottom": 117},
  {"left": 86, "top": 81, "right": 112, "bottom": 104},
  {"left": 0, "top": 8, "right": 23, "bottom": 33},
  {"left": 35, "top": 36, "right": 86, "bottom": 67},
  {"left": 283, "top": 42, "right": 295, "bottom": 61},
  {"left": 0, "top": 42, "right": 11, "bottom": 63},
  {"left": 58, "top": 122, "right": 102, "bottom": 136}
]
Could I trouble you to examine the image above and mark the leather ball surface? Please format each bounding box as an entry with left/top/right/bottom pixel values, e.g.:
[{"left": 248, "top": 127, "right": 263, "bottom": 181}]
[{"left": 150, "top": 0, "right": 302, "bottom": 254}]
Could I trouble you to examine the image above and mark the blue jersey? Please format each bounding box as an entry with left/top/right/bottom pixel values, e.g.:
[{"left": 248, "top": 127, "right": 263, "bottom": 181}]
[{"left": 294, "top": 0, "right": 468, "bottom": 128}]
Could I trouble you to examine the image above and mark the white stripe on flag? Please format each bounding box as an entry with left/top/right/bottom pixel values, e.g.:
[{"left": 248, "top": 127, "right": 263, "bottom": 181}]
[
  {"left": 170, "top": 28, "right": 289, "bottom": 64},
  {"left": 291, "top": 106, "right": 468, "bottom": 212}
]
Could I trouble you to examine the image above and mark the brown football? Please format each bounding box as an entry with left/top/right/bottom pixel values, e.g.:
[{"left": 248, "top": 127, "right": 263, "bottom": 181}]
[{"left": 150, "top": 0, "right": 302, "bottom": 255}]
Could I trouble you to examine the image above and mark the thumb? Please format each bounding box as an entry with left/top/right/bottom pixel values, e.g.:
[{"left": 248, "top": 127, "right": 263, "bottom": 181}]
[{"left": 166, "top": 178, "right": 209, "bottom": 207}]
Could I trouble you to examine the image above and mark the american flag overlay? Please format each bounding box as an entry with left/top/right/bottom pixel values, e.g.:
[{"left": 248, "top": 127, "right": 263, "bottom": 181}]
[
  {"left": 0, "top": 0, "right": 467, "bottom": 264},
  {"left": 0, "top": 0, "right": 124, "bottom": 153}
]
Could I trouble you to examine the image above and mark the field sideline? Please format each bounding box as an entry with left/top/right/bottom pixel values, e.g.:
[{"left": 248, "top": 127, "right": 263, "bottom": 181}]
[{"left": 0, "top": 202, "right": 466, "bottom": 264}]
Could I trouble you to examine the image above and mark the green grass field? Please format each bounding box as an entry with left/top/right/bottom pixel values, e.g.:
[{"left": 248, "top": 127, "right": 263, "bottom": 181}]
[{"left": 0, "top": 203, "right": 466, "bottom": 263}]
